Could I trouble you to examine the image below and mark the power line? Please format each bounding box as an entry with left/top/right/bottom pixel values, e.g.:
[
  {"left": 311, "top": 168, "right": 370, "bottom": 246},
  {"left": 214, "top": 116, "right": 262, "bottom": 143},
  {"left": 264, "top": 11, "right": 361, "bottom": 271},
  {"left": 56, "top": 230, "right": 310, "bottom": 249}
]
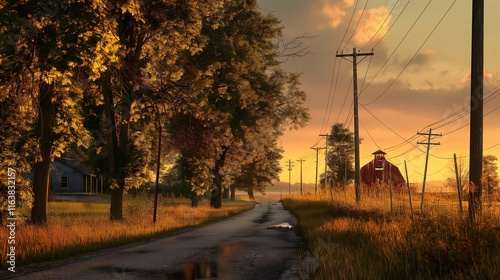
[
  {"left": 360, "top": 103, "right": 408, "bottom": 143},
  {"left": 360, "top": 0, "right": 433, "bottom": 97},
  {"left": 296, "top": 159, "right": 305, "bottom": 195},
  {"left": 417, "top": 129, "right": 442, "bottom": 211},
  {"left": 485, "top": 142, "right": 500, "bottom": 151},
  {"left": 343, "top": 0, "right": 369, "bottom": 49},
  {"left": 383, "top": 85, "right": 500, "bottom": 159},
  {"left": 372, "top": 0, "right": 413, "bottom": 50},
  {"left": 363, "top": 0, "right": 458, "bottom": 105},
  {"left": 313, "top": 55, "right": 344, "bottom": 148},
  {"left": 285, "top": 159, "right": 294, "bottom": 195},
  {"left": 336, "top": 72, "right": 353, "bottom": 124},
  {"left": 360, "top": 118, "right": 381, "bottom": 150},
  {"left": 339, "top": 0, "right": 360, "bottom": 51},
  {"left": 360, "top": 0, "right": 404, "bottom": 51},
  {"left": 337, "top": 48, "right": 374, "bottom": 202}
]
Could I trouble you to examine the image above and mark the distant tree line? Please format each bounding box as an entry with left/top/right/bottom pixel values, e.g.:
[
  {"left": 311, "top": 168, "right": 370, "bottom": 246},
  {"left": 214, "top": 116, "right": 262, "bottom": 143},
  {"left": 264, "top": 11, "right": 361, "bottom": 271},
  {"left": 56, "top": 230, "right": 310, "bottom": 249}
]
[{"left": 0, "top": 0, "right": 310, "bottom": 224}]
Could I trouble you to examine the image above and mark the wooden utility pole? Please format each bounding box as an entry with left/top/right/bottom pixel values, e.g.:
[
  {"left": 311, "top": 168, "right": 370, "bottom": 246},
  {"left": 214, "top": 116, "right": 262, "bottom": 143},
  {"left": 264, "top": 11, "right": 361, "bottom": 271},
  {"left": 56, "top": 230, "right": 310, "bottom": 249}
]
[
  {"left": 337, "top": 48, "right": 374, "bottom": 202},
  {"left": 454, "top": 154, "right": 464, "bottom": 215},
  {"left": 153, "top": 111, "right": 162, "bottom": 224},
  {"left": 404, "top": 160, "right": 414, "bottom": 220},
  {"left": 469, "top": 0, "right": 484, "bottom": 224},
  {"left": 319, "top": 134, "right": 330, "bottom": 190},
  {"left": 297, "top": 159, "right": 305, "bottom": 195},
  {"left": 311, "top": 147, "right": 325, "bottom": 195},
  {"left": 417, "top": 129, "right": 442, "bottom": 212},
  {"left": 286, "top": 160, "right": 294, "bottom": 195},
  {"left": 389, "top": 161, "right": 393, "bottom": 215}
]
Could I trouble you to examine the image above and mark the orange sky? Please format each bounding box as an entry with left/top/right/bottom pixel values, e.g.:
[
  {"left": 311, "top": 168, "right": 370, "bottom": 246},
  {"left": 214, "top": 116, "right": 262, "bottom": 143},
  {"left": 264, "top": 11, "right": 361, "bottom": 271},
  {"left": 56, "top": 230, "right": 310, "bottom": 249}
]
[{"left": 258, "top": 0, "right": 500, "bottom": 185}]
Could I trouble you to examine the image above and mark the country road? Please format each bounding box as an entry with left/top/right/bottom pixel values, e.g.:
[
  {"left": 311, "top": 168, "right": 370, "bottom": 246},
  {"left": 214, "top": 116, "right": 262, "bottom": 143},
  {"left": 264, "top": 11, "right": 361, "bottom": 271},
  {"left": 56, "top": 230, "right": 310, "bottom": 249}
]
[{"left": 13, "top": 201, "right": 301, "bottom": 280}]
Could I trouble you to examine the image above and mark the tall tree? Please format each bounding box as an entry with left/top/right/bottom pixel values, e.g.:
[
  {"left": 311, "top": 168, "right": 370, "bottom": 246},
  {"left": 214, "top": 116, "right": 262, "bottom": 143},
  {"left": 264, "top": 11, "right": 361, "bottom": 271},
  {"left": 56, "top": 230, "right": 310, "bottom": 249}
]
[
  {"left": 168, "top": 0, "right": 309, "bottom": 208},
  {"left": 327, "top": 123, "right": 355, "bottom": 187},
  {"left": 92, "top": 0, "right": 223, "bottom": 219},
  {"left": 0, "top": 0, "right": 101, "bottom": 224}
]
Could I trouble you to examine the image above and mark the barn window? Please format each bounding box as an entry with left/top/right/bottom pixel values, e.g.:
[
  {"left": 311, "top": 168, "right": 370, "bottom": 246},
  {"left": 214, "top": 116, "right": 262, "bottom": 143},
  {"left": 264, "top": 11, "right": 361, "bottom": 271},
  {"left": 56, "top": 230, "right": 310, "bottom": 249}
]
[{"left": 61, "top": 176, "right": 68, "bottom": 188}]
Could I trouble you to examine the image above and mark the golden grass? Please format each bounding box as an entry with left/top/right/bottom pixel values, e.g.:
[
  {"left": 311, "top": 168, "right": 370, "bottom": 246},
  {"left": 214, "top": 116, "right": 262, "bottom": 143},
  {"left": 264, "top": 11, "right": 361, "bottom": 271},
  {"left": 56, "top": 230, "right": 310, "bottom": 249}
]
[
  {"left": 0, "top": 195, "right": 253, "bottom": 270},
  {"left": 283, "top": 186, "right": 500, "bottom": 279}
]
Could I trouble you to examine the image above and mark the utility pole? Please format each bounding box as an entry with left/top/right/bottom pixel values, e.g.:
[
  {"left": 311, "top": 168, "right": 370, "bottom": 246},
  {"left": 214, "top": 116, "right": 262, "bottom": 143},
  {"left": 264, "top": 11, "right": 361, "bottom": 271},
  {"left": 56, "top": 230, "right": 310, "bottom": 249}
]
[
  {"left": 404, "top": 160, "right": 414, "bottom": 220},
  {"left": 337, "top": 48, "right": 374, "bottom": 202},
  {"left": 469, "top": 0, "right": 484, "bottom": 224},
  {"left": 417, "top": 129, "right": 442, "bottom": 211},
  {"left": 297, "top": 159, "right": 305, "bottom": 195},
  {"left": 454, "top": 154, "right": 464, "bottom": 215},
  {"left": 319, "top": 134, "right": 330, "bottom": 190},
  {"left": 285, "top": 160, "right": 294, "bottom": 195},
  {"left": 311, "top": 147, "right": 325, "bottom": 195}
]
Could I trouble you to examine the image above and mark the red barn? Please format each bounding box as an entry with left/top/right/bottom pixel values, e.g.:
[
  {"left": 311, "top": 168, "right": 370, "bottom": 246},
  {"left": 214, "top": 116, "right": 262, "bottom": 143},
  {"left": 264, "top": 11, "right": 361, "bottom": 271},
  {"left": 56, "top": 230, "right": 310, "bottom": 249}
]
[{"left": 360, "top": 150, "right": 405, "bottom": 190}]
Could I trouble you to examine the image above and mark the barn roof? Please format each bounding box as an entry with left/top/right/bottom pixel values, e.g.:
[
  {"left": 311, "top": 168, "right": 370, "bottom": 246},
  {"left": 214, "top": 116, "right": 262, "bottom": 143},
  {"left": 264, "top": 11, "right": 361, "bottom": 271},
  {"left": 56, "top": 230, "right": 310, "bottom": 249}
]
[{"left": 361, "top": 152, "right": 406, "bottom": 188}]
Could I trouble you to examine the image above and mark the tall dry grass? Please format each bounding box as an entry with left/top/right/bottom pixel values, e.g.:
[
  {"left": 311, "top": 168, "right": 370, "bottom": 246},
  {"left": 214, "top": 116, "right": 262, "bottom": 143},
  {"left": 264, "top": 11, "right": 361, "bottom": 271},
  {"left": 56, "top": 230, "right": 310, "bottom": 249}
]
[
  {"left": 283, "top": 186, "right": 500, "bottom": 279},
  {"left": 0, "top": 195, "right": 253, "bottom": 270}
]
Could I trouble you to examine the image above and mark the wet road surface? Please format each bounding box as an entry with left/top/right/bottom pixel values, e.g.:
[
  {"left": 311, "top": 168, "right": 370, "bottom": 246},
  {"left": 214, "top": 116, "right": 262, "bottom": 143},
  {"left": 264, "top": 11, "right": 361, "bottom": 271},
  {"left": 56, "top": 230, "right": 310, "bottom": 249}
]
[{"left": 14, "top": 202, "right": 300, "bottom": 280}]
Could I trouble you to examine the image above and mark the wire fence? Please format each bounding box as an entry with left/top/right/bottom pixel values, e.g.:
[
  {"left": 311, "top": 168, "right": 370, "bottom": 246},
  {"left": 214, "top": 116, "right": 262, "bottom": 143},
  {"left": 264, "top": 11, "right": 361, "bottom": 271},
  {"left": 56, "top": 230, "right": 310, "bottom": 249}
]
[{"left": 288, "top": 183, "right": 500, "bottom": 223}]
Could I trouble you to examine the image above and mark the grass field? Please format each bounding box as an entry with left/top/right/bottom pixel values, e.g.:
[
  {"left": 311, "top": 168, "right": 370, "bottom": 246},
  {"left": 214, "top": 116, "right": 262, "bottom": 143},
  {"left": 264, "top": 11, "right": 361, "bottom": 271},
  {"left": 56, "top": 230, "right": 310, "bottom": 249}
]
[
  {"left": 283, "top": 186, "right": 500, "bottom": 279},
  {"left": 0, "top": 194, "right": 254, "bottom": 274}
]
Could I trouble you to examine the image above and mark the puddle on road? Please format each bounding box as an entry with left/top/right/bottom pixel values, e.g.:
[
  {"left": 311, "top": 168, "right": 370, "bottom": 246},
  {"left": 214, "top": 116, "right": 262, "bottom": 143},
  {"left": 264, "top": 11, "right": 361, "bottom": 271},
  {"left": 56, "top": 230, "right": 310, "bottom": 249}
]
[
  {"left": 164, "top": 261, "right": 217, "bottom": 280},
  {"left": 267, "top": 222, "right": 294, "bottom": 230}
]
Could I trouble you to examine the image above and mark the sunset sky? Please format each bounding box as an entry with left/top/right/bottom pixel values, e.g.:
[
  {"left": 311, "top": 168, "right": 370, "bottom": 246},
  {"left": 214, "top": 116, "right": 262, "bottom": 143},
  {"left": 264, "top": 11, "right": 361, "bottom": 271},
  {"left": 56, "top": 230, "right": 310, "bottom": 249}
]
[{"left": 257, "top": 0, "right": 500, "bottom": 185}]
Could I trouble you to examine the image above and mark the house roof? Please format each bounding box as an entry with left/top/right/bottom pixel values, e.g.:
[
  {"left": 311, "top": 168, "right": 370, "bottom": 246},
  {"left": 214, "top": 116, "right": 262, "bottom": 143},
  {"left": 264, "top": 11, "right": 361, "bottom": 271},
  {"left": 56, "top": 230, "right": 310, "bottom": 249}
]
[
  {"left": 54, "top": 157, "right": 94, "bottom": 175},
  {"left": 372, "top": 149, "right": 387, "bottom": 155}
]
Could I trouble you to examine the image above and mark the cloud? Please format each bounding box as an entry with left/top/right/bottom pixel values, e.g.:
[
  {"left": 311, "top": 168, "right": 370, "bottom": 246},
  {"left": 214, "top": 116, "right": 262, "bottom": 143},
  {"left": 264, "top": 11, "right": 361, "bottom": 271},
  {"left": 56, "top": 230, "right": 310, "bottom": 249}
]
[
  {"left": 409, "top": 49, "right": 435, "bottom": 68},
  {"left": 424, "top": 49, "right": 436, "bottom": 56},
  {"left": 352, "top": 6, "right": 392, "bottom": 46},
  {"left": 321, "top": 0, "right": 355, "bottom": 28},
  {"left": 460, "top": 70, "right": 494, "bottom": 85}
]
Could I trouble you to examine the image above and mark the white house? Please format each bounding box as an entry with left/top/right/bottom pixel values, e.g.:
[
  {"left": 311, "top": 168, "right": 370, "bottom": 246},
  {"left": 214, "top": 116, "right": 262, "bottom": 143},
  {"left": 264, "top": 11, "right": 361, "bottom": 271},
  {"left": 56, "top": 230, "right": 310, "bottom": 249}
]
[{"left": 27, "top": 157, "right": 103, "bottom": 193}]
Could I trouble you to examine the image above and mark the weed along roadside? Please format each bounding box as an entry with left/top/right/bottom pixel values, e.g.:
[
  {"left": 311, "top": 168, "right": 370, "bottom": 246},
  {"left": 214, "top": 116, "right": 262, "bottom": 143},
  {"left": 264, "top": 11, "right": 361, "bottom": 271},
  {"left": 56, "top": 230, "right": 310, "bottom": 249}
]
[
  {"left": 282, "top": 193, "right": 500, "bottom": 279},
  {"left": 0, "top": 195, "right": 254, "bottom": 277}
]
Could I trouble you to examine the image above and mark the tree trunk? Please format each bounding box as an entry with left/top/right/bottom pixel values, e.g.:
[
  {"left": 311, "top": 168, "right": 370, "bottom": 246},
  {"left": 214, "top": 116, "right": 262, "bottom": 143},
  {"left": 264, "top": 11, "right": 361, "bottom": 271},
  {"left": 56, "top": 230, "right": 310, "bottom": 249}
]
[
  {"left": 111, "top": 100, "right": 131, "bottom": 220},
  {"left": 106, "top": 11, "right": 142, "bottom": 220},
  {"left": 102, "top": 74, "right": 124, "bottom": 220},
  {"left": 210, "top": 147, "right": 228, "bottom": 208},
  {"left": 210, "top": 174, "right": 222, "bottom": 208},
  {"left": 191, "top": 192, "right": 199, "bottom": 208},
  {"left": 222, "top": 187, "right": 229, "bottom": 199},
  {"left": 31, "top": 159, "right": 52, "bottom": 224},
  {"left": 230, "top": 186, "right": 236, "bottom": 200},
  {"left": 247, "top": 189, "right": 255, "bottom": 200},
  {"left": 110, "top": 187, "right": 124, "bottom": 220},
  {"left": 31, "top": 81, "right": 56, "bottom": 225}
]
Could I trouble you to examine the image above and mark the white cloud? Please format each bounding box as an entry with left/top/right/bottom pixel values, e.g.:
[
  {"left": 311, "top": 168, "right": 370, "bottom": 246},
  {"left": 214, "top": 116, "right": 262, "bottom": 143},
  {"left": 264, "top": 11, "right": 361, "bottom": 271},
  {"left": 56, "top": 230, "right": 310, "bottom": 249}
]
[
  {"left": 321, "top": 0, "right": 355, "bottom": 28},
  {"left": 353, "top": 6, "right": 392, "bottom": 46}
]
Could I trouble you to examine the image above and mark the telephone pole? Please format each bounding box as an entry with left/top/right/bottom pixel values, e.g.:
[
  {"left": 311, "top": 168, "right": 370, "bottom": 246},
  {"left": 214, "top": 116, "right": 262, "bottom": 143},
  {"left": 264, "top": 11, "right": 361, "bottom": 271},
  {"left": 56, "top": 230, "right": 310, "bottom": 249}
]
[
  {"left": 337, "top": 48, "right": 374, "bottom": 202},
  {"left": 469, "top": 0, "right": 484, "bottom": 224},
  {"left": 311, "top": 147, "right": 325, "bottom": 194},
  {"left": 285, "top": 160, "right": 294, "bottom": 195},
  {"left": 319, "top": 134, "right": 331, "bottom": 190},
  {"left": 297, "top": 159, "right": 305, "bottom": 195},
  {"left": 417, "top": 129, "right": 442, "bottom": 211}
]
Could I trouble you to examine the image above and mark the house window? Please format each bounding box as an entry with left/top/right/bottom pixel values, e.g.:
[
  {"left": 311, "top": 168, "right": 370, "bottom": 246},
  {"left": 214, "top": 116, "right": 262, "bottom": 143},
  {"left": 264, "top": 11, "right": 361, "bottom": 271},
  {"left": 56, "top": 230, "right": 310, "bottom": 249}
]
[{"left": 61, "top": 176, "right": 68, "bottom": 188}]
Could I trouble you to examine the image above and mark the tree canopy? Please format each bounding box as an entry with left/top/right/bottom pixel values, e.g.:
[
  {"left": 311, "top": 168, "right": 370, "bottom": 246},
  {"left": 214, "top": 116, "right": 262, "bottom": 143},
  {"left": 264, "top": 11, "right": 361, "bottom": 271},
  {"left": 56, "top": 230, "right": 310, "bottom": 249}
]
[
  {"left": 0, "top": 0, "right": 310, "bottom": 221},
  {"left": 326, "top": 123, "right": 355, "bottom": 187}
]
